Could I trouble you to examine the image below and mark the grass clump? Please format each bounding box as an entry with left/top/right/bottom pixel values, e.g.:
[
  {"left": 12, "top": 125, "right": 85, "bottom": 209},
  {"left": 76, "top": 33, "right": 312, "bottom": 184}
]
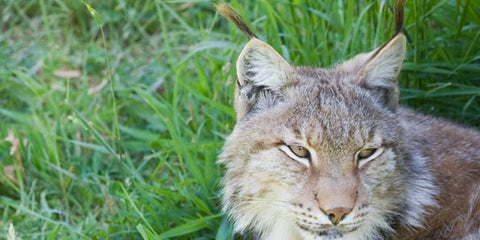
[{"left": 0, "top": 0, "right": 479, "bottom": 239}]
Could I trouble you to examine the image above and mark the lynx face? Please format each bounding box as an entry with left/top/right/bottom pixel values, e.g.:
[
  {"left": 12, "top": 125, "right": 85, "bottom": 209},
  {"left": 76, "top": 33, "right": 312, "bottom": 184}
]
[
  {"left": 219, "top": 34, "right": 436, "bottom": 239},
  {"left": 221, "top": 78, "right": 404, "bottom": 238}
]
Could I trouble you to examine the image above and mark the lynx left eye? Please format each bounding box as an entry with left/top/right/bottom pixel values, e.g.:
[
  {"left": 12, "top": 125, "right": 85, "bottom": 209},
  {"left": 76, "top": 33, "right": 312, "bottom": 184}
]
[
  {"left": 357, "top": 148, "right": 376, "bottom": 159},
  {"left": 356, "top": 148, "right": 384, "bottom": 168}
]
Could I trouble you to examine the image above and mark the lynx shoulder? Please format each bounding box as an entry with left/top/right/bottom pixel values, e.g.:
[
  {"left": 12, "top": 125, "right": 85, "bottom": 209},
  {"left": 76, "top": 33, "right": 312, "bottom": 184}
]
[{"left": 216, "top": 1, "right": 480, "bottom": 239}]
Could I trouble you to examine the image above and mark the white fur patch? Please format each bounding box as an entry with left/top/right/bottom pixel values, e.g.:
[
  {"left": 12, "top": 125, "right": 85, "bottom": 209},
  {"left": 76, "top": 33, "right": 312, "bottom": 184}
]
[{"left": 401, "top": 151, "right": 438, "bottom": 229}]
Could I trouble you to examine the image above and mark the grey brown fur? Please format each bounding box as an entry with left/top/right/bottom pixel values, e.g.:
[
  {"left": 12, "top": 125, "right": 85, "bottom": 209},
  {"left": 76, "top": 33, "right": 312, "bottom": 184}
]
[{"left": 216, "top": 1, "right": 480, "bottom": 239}]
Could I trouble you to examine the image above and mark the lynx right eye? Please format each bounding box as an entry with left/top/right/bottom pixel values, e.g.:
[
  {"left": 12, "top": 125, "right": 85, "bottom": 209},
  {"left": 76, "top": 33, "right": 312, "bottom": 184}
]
[
  {"left": 289, "top": 145, "right": 310, "bottom": 158},
  {"left": 279, "top": 144, "right": 311, "bottom": 167}
]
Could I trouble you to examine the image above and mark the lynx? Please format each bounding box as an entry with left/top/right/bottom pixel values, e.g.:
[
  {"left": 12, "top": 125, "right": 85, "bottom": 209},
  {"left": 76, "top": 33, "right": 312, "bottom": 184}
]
[{"left": 216, "top": 1, "right": 480, "bottom": 239}]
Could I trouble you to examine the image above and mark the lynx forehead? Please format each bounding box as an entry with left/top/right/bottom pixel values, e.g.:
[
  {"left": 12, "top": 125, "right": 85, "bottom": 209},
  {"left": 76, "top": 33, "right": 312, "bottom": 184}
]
[{"left": 216, "top": 1, "right": 480, "bottom": 239}]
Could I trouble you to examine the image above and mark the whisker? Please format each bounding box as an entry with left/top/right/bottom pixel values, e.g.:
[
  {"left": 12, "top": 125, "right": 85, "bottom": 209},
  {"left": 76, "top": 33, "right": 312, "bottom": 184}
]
[{"left": 227, "top": 195, "right": 293, "bottom": 210}]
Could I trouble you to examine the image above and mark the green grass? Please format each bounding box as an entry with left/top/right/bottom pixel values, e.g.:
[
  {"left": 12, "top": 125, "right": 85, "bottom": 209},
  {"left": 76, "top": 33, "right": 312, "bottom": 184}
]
[{"left": 0, "top": 0, "right": 479, "bottom": 239}]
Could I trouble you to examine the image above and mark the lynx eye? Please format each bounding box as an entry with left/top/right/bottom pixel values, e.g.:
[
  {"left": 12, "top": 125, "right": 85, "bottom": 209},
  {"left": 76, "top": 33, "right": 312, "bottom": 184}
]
[
  {"left": 279, "top": 144, "right": 311, "bottom": 166},
  {"left": 289, "top": 145, "right": 310, "bottom": 158},
  {"left": 356, "top": 147, "right": 384, "bottom": 168},
  {"left": 358, "top": 148, "right": 376, "bottom": 159}
]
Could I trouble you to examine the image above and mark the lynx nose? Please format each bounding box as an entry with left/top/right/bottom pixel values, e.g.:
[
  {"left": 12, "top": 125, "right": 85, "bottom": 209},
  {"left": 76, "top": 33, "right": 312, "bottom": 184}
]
[{"left": 325, "top": 207, "right": 352, "bottom": 225}]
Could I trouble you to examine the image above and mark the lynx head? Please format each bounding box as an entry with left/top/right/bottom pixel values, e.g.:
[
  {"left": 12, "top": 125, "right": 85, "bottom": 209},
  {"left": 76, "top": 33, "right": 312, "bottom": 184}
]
[{"left": 217, "top": 2, "right": 436, "bottom": 240}]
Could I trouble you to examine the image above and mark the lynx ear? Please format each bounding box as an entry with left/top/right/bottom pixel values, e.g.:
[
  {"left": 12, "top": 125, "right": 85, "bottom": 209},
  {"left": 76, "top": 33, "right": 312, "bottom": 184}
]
[
  {"left": 237, "top": 38, "right": 293, "bottom": 89},
  {"left": 234, "top": 38, "right": 294, "bottom": 120},
  {"left": 358, "top": 34, "right": 406, "bottom": 108}
]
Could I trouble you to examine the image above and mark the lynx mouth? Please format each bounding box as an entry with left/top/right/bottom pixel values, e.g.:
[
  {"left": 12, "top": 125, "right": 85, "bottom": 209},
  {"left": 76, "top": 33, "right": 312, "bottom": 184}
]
[
  {"left": 296, "top": 222, "right": 360, "bottom": 238},
  {"left": 297, "top": 226, "right": 345, "bottom": 238}
]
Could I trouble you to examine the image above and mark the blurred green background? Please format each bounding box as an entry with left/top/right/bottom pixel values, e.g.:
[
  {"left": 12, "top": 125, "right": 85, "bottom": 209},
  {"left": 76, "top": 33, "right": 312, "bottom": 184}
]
[{"left": 1, "top": 0, "right": 479, "bottom": 239}]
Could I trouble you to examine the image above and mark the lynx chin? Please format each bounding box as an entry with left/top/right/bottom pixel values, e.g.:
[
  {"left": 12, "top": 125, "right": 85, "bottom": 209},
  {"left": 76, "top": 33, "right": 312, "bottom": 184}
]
[{"left": 216, "top": 1, "right": 480, "bottom": 239}]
